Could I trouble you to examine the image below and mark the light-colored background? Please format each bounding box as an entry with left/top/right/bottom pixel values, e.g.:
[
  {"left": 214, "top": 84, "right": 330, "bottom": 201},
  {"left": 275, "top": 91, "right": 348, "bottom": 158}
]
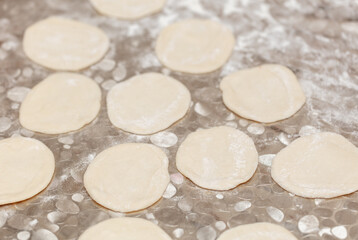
[{"left": 1, "top": 0, "right": 358, "bottom": 239}]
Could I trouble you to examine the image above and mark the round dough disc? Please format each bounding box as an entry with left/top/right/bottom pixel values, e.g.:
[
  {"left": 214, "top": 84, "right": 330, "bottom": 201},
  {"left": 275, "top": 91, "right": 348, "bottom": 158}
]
[
  {"left": 20, "top": 73, "right": 101, "bottom": 134},
  {"left": 84, "top": 143, "right": 170, "bottom": 212},
  {"left": 155, "top": 19, "right": 235, "bottom": 74},
  {"left": 107, "top": 72, "right": 191, "bottom": 135},
  {"left": 79, "top": 217, "right": 172, "bottom": 240},
  {"left": 0, "top": 137, "right": 55, "bottom": 205},
  {"left": 220, "top": 64, "right": 306, "bottom": 123},
  {"left": 176, "top": 126, "right": 258, "bottom": 190},
  {"left": 271, "top": 132, "right": 358, "bottom": 198},
  {"left": 23, "top": 17, "right": 109, "bottom": 71},
  {"left": 217, "top": 222, "right": 297, "bottom": 240},
  {"left": 90, "top": 0, "right": 166, "bottom": 20}
]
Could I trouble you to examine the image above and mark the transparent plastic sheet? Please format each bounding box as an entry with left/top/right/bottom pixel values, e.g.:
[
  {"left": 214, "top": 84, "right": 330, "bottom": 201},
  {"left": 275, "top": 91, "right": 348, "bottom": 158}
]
[{"left": 1, "top": 0, "right": 358, "bottom": 239}]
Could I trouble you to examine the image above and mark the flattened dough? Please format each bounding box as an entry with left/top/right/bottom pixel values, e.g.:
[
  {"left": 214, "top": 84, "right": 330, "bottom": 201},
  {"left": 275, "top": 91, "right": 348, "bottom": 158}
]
[
  {"left": 23, "top": 17, "right": 109, "bottom": 71},
  {"left": 84, "top": 143, "right": 170, "bottom": 212},
  {"left": 20, "top": 73, "right": 101, "bottom": 134},
  {"left": 271, "top": 132, "right": 358, "bottom": 198},
  {"left": 217, "top": 222, "right": 297, "bottom": 240},
  {"left": 79, "top": 217, "right": 172, "bottom": 240},
  {"left": 0, "top": 137, "right": 55, "bottom": 205},
  {"left": 156, "top": 19, "right": 235, "bottom": 74},
  {"left": 107, "top": 72, "right": 191, "bottom": 135},
  {"left": 90, "top": 0, "right": 166, "bottom": 20},
  {"left": 220, "top": 64, "right": 306, "bottom": 123},
  {"left": 176, "top": 126, "right": 258, "bottom": 190}
]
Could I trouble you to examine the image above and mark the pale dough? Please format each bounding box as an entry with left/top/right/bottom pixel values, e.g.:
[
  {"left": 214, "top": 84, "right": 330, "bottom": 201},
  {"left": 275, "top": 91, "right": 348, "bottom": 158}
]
[
  {"left": 271, "top": 132, "right": 358, "bottom": 198},
  {"left": 107, "top": 72, "right": 191, "bottom": 135},
  {"left": 176, "top": 126, "right": 258, "bottom": 190},
  {"left": 220, "top": 64, "right": 306, "bottom": 123},
  {"left": 23, "top": 17, "right": 109, "bottom": 71},
  {"left": 217, "top": 222, "right": 297, "bottom": 240},
  {"left": 20, "top": 73, "right": 101, "bottom": 134},
  {"left": 84, "top": 143, "right": 170, "bottom": 212},
  {"left": 155, "top": 19, "right": 235, "bottom": 74},
  {"left": 0, "top": 137, "right": 55, "bottom": 205},
  {"left": 90, "top": 0, "right": 166, "bottom": 20},
  {"left": 79, "top": 217, "right": 172, "bottom": 240}
]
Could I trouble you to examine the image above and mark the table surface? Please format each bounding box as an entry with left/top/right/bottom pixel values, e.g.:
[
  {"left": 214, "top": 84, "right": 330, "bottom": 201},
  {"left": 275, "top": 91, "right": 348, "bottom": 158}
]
[{"left": 1, "top": 0, "right": 358, "bottom": 239}]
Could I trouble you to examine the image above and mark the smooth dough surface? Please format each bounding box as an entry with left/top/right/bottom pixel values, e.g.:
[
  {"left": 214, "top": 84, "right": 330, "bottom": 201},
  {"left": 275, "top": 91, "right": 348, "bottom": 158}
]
[
  {"left": 20, "top": 73, "right": 101, "bottom": 134},
  {"left": 84, "top": 143, "right": 170, "bottom": 212},
  {"left": 0, "top": 137, "right": 55, "bottom": 205},
  {"left": 176, "top": 126, "right": 258, "bottom": 190},
  {"left": 156, "top": 19, "right": 235, "bottom": 74},
  {"left": 271, "top": 132, "right": 358, "bottom": 198},
  {"left": 90, "top": 0, "right": 166, "bottom": 20},
  {"left": 220, "top": 64, "right": 306, "bottom": 123},
  {"left": 107, "top": 72, "right": 191, "bottom": 135},
  {"left": 79, "top": 217, "right": 172, "bottom": 240},
  {"left": 217, "top": 222, "right": 297, "bottom": 240},
  {"left": 23, "top": 17, "right": 109, "bottom": 71}
]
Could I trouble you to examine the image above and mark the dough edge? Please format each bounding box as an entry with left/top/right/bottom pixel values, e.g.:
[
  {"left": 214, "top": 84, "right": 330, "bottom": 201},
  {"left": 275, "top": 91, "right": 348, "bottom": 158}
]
[
  {"left": 271, "top": 132, "right": 358, "bottom": 198},
  {"left": 90, "top": 0, "right": 167, "bottom": 20},
  {"left": 176, "top": 126, "right": 258, "bottom": 190},
  {"left": 78, "top": 217, "right": 172, "bottom": 240},
  {"left": 217, "top": 222, "right": 297, "bottom": 240},
  {"left": 23, "top": 16, "right": 109, "bottom": 71},
  {"left": 19, "top": 72, "right": 102, "bottom": 134},
  {"left": 155, "top": 19, "right": 235, "bottom": 74},
  {"left": 0, "top": 137, "right": 55, "bottom": 205},
  {"left": 106, "top": 72, "right": 191, "bottom": 135},
  {"left": 220, "top": 64, "right": 306, "bottom": 123},
  {"left": 84, "top": 143, "right": 170, "bottom": 212}
]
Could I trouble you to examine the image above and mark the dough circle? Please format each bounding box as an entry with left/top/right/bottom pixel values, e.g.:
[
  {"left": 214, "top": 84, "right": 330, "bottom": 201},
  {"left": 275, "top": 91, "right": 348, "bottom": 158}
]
[
  {"left": 84, "top": 143, "right": 170, "bottom": 212},
  {"left": 220, "top": 64, "right": 306, "bottom": 123},
  {"left": 107, "top": 72, "right": 191, "bottom": 135},
  {"left": 90, "top": 0, "right": 166, "bottom": 20},
  {"left": 176, "top": 126, "right": 258, "bottom": 190},
  {"left": 271, "top": 132, "right": 358, "bottom": 198},
  {"left": 78, "top": 217, "right": 172, "bottom": 240},
  {"left": 0, "top": 137, "right": 55, "bottom": 205},
  {"left": 20, "top": 73, "right": 101, "bottom": 134},
  {"left": 217, "top": 222, "right": 297, "bottom": 240},
  {"left": 155, "top": 19, "right": 235, "bottom": 74},
  {"left": 23, "top": 17, "right": 109, "bottom": 71}
]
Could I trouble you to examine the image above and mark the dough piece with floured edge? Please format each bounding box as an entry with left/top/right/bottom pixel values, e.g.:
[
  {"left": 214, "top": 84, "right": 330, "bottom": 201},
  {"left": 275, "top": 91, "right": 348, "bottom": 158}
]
[
  {"left": 217, "top": 222, "right": 297, "bottom": 240},
  {"left": 0, "top": 137, "right": 55, "bottom": 205},
  {"left": 23, "top": 16, "right": 109, "bottom": 71},
  {"left": 78, "top": 217, "right": 172, "bottom": 240},
  {"left": 220, "top": 64, "right": 305, "bottom": 123},
  {"left": 176, "top": 126, "right": 258, "bottom": 190},
  {"left": 271, "top": 132, "right": 358, "bottom": 198},
  {"left": 107, "top": 72, "right": 191, "bottom": 135},
  {"left": 84, "top": 143, "right": 170, "bottom": 212},
  {"left": 156, "top": 19, "right": 235, "bottom": 74},
  {"left": 20, "top": 72, "right": 101, "bottom": 134},
  {"left": 90, "top": 0, "right": 166, "bottom": 20}
]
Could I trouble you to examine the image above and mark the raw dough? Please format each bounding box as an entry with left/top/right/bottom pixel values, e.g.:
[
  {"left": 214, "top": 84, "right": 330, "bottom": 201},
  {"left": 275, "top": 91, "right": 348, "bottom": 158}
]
[
  {"left": 155, "top": 19, "right": 235, "bottom": 74},
  {"left": 176, "top": 126, "right": 258, "bottom": 190},
  {"left": 0, "top": 137, "right": 55, "bottom": 205},
  {"left": 79, "top": 217, "right": 172, "bottom": 240},
  {"left": 217, "top": 222, "right": 297, "bottom": 240},
  {"left": 271, "top": 132, "right": 358, "bottom": 198},
  {"left": 107, "top": 72, "right": 191, "bottom": 135},
  {"left": 20, "top": 73, "right": 101, "bottom": 134},
  {"left": 220, "top": 64, "right": 306, "bottom": 123},
  {"left": 23, "top": 17, "right": 109, "bottom": 71},
  {"left": 90, "top": 0, "right": 166, "bottom": 20},
  {"left": 84, "top": 143, "right": 170, "bottom": 212}
]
